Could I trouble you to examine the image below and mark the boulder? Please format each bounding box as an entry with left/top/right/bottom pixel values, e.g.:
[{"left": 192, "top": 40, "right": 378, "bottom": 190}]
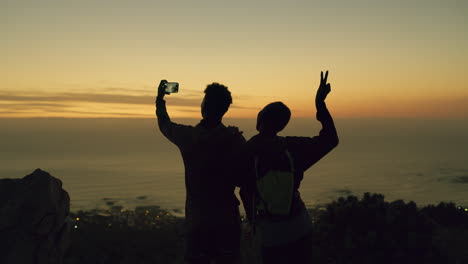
[{"left": 0, "top": 169, "right": 70, "bottom": 264}]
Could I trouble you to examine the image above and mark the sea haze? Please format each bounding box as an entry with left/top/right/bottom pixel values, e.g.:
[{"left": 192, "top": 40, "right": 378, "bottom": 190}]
[{"left": 1, "top": 117, "right": 467, "bottom": 212}]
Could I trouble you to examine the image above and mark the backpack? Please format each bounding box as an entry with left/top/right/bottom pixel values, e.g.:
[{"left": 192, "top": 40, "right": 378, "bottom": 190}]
[{"left": 254, "top": 149, "right": 295, "bottom": 217}]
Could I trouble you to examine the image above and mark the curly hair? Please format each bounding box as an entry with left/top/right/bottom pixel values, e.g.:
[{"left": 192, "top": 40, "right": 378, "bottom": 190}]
[{"left": 203, "top": 83, "right": 232, "bottom": 119}]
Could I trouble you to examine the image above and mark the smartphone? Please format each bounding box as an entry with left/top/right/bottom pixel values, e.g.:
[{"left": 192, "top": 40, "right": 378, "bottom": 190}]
[{"left": 165, "top": 82, "right": 179, "bottom": 94}]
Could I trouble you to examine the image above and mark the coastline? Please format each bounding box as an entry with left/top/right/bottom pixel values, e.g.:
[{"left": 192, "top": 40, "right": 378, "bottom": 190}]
[{"left": 65, "top": 193, "right": 468, "bottom": 264}]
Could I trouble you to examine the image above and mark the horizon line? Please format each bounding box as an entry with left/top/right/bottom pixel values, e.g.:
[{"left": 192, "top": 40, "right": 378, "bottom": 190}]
[{"left": 1, "top": 116, "right": 467, "bottom": 120}]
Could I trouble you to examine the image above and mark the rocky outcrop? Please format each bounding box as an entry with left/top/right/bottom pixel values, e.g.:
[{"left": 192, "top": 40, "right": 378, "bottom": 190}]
[{"left": 0, "top": 169, "right": 70, "bottom": 264}]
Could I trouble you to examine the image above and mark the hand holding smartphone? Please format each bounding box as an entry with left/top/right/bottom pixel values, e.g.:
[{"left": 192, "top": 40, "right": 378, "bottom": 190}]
[
  {"left": 164, "top": 82, "right": 179, "bottom": 94},
  {"left": 157, "top": 80, "right": 179, "bottom": 102}
]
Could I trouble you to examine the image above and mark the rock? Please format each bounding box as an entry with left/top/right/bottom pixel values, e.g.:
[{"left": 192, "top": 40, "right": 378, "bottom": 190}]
[{"left": 0, "top": 169, "right": 70, "bottom": 264}]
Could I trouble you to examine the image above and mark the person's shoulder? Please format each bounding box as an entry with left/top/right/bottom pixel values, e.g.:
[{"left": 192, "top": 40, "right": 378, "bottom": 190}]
[
  {"left": 247, "top": 135, "right": 287, "bottom": 155},
  {"left": 283, "top": 136, "right": 318, "bottom": 154},
  {"left": 223, "top": 125, "right": 247, "bottom": 144},
  {"left": 180, "top": 123, "right": 197, "bottom": 129},
  {"left": 173, "top": 122, "right": 198, "bottom": 133},
  {"left": 225, "top": 125, "right": 243, "bottom": 136}
]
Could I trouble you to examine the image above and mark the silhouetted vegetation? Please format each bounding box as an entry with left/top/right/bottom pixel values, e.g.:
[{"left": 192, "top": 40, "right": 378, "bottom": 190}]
[
  {"left": 309, "top": 193, "right": 468, "bottom": 264},
  {"left": 65, "top": 205, "right": 185, "bottom": 264},
  {"left": 64, "top": 193, "right": 468, "bottom": 264}
]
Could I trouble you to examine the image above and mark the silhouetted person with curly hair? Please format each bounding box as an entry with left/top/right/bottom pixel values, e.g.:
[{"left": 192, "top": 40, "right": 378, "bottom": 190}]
[{"left": 156, "top": 81, "right": 245, "bottom": 264}]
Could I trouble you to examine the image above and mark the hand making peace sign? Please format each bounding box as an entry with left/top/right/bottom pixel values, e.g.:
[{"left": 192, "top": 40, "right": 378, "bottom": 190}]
[{"left": 316, "top": 71, "right": 331, "bottom": 107}]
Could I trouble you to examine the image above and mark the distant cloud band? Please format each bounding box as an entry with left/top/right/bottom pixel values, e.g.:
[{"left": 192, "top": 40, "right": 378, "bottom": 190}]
[
  {"left": 0, "top": 92, "right": 200, "bottom": 106},
  {"left": 0, "top": 90, "right": 253, "bottom": 117}
]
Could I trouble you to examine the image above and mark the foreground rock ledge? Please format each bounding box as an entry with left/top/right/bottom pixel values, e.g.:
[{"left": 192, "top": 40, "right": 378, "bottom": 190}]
[{"left": 0, "top": 169, "right": 70, "bottom": 264}]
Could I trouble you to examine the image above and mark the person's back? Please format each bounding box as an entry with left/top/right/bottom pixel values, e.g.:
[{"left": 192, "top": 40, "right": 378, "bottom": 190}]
[
  {"left": 155, "top": 81, "right": 245, "bottom": 263},
  {"left": 180, "top": 121, "right": 244, "bottom": 223},
  {"left": 241, "top": 71, "right": 339, "bottom": 263}
]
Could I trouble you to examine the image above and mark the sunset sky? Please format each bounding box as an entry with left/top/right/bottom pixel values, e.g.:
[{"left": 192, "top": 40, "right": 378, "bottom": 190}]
[{"left": 2, "top": 0, "right": 467, "bottom": 118}]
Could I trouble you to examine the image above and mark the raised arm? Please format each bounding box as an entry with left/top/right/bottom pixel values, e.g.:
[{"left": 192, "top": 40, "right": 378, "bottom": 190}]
[
  {"left": 155, "top": 80, "right": 172, "bottom": 137},
  {"left": 155, "top": 80, "right": 194, "bottom": 146},
  {"left": 285, "top": 71, "right": 339, "bottom": 171},
  {"left": 315, "top": 71, "right": 339, "bottom": 146}
]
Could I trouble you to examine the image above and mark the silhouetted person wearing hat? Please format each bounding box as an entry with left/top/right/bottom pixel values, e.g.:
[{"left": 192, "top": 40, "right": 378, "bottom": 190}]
[
  {"left": 240, "top": 71, "right": 339, "bottom": 264},
  {"left": 156, "top": 81, "right": 245, "bottom": 264}
]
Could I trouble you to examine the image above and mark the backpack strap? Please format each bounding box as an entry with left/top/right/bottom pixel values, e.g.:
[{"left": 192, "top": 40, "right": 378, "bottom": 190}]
[
  {"left": 253, "top": 155, "right": 273, "bottom": 214},
  {"left": 284, "top": 149, "right": 299, "bottom": 214},
  {"left": 285, "top": 149, "right": 295, "bottom": 174}
]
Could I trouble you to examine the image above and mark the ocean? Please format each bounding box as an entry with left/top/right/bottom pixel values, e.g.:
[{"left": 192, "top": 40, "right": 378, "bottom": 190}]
[{"left": 1, "top": 117, "right": 467, "bottom": 213}]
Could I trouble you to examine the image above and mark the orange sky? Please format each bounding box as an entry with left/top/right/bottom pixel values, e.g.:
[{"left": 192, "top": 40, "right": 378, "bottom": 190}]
[{"left": 1, "top": 0, "right": 467, "bottom": 118}]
